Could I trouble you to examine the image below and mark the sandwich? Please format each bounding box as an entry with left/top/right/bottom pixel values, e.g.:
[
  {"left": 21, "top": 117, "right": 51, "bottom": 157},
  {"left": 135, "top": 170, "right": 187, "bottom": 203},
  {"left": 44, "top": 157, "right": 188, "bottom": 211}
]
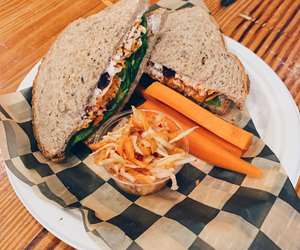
[
  {"left": 146, "top": 6, "right": 249, "bottom": 115},
  {"left": 32, "top": 0, "right": 165, "bottom": 161}
]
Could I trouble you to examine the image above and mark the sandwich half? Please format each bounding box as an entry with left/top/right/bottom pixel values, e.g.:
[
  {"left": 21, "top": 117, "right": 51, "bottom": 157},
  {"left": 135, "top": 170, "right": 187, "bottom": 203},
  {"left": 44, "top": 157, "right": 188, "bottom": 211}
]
[
  {"left": 32, "top": 0, "right": 165, "bottom": 161},
  {"left": 146, "top": 6, "right": 249, "bottom": 115}
]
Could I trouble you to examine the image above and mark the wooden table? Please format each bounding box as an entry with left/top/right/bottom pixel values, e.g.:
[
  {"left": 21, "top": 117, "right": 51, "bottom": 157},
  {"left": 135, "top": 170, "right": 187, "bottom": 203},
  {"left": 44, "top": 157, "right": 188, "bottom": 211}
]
[{"left": 0, "top": 0, "right": 299, "bottom": 249}]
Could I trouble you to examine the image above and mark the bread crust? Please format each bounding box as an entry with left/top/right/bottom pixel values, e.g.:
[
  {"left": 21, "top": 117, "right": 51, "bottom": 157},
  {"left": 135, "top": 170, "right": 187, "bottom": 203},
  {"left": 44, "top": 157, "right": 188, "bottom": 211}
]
[
  {"left": 228, "top": 53, "right": 250, "bottom": 107},
  {"left": 216, "top": 17, "right": 250, "bottom": 106},
  {"left": 32, "top": 25, "right": 73, "bottom": 161},
  {"left": 32, "top": 17, "right": 100, "bottom": 161}
]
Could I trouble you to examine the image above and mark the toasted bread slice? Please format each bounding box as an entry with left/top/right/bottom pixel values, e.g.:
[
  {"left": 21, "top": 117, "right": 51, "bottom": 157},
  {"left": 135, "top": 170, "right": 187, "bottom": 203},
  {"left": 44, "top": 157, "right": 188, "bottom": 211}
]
[
  {"left": 32, "top": 0, "right": 164, "bottom": 161},
  {"left": 146, "top": 6, "right": 249, "bottom": 111}
]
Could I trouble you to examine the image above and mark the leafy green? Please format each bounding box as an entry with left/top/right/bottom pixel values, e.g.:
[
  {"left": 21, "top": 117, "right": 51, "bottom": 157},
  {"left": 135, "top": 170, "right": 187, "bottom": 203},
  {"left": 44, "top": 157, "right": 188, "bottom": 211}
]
[
  {"left": 68, "top": 16, "right": 148, "bottom": 148},
  {"left": 205, "top": 96, "right": 221, "bottom": 107}
]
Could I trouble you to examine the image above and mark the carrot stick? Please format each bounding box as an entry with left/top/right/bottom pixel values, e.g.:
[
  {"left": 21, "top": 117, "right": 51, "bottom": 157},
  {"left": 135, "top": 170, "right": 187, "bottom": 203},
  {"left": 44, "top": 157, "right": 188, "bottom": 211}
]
[
  {"left": 188, "top": 132, "right": 261, "bottom": 177},
  {"left": 144, "top": 82, "right": 253, "bottom": 152},
  {"left": 139, "top": 100, "right": 262, "bottom": 177},
  {"left": 139, "top": 100, "right": 243, "bottom": 157}
]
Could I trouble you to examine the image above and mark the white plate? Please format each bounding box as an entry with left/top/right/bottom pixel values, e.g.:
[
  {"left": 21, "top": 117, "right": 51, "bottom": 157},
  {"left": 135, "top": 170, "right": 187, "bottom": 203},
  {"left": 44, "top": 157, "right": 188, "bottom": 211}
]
[{"left": 5, "top": 37, "right": 300, "bottom": 250}]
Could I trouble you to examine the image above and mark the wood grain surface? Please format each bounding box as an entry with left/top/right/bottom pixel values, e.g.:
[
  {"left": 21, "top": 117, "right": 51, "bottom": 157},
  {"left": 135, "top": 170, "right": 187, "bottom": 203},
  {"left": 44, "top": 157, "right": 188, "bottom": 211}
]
[{"left": 0, "top": 0, "right": 299, "bottom": 249}]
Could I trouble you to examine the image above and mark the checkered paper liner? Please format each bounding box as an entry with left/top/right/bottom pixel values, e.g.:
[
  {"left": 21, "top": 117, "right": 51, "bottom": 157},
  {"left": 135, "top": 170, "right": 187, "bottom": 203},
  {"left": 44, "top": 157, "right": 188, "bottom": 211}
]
[{"left": 1, "top": 1, "right": 300, "bottom": 250}]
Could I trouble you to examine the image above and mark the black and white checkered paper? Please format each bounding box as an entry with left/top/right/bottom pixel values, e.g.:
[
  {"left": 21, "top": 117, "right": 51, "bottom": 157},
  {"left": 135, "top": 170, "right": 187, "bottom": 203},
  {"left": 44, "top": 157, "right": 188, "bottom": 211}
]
[{"left": 1, "top": 1, "right": 300, "bottom": 249}]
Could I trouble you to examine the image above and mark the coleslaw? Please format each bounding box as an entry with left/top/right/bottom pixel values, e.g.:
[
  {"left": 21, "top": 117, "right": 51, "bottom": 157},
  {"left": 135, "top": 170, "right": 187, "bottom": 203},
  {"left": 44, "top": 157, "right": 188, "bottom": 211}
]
[{"left": 90, "top": 107, "right": 196, "bottom": 194}]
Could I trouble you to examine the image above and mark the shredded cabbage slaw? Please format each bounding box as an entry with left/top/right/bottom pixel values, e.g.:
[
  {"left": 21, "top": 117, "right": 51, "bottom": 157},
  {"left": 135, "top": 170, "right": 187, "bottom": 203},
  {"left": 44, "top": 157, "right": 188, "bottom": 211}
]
[{"left": 90, "top": 107, "right": 197, "bottom": 190}]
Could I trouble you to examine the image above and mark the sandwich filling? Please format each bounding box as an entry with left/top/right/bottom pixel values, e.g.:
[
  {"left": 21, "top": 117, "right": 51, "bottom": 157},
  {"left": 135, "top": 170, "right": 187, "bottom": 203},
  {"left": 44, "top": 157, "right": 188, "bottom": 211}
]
[
  {"left": 70, "top": 15, "right": 148, "bottom": 146},
  {"left": 147, "top": 62, "right": 233, "bottom": 115}
]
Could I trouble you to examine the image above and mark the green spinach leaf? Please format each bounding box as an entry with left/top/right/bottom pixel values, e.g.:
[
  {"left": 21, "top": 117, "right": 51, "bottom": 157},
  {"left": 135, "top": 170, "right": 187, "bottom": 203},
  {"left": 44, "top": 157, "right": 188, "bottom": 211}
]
[{"left": 205, "top": 96, "right": 221, "bottom": 107}]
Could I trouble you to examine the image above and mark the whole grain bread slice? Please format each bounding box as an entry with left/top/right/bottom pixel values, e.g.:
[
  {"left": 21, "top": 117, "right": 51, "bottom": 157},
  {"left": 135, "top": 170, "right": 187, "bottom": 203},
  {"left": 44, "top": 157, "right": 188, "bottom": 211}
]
[
  {"left": 32, "top": 0, "right": 152, "bottom": 161},
  {"left": 146, "top": 6, "right": 249, "bottom": 107}
]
